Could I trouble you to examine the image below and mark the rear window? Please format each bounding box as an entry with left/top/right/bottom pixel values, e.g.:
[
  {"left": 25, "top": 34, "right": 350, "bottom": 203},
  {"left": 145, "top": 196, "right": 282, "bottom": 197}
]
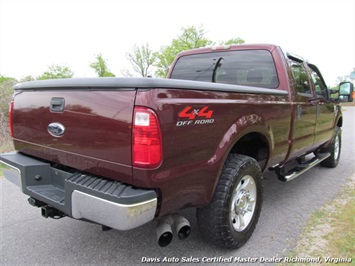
[{"left": 170, "top": 49, "right": 279, "bottom": 89}]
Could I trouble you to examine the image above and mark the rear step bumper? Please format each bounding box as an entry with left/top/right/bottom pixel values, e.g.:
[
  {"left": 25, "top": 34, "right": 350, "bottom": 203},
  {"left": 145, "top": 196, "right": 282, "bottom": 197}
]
[{"left": 0, "top": 152, "right": 157, "bottom": 230}]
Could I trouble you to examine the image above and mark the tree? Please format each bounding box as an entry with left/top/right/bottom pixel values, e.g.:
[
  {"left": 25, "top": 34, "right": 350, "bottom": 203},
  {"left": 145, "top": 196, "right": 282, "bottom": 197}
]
[
  {"left": 20, "top": 76, "right": 35, "bottom": 82},
  {"left": 125, "top": 43, "right": 156, "bottom": 77},
  {"left": 37, "top": 65, "right": 74, "bottom": 80},
  {"left": 0, "top": 75, "right": 17, "bottom": 84},
  {"left": 0, "top": 75, "right": 17, "bottom": 148},
  {"left": 335, "top": 75, "right": 349, "bottom": 84},
  {"left": 221, "top": 37, "right": 245, "bottom": 45},
  {"left": 155, "top": 25, "right": 213, "bottom": 78},
  {"left": 120, "top": 68, "right": 134, "bottom": 77},
  {"left": 90, "top": 54, "right": 115, "bottom": 77},
  {"left": 155, "top": 45, "right": 179, "bottom": 78}
]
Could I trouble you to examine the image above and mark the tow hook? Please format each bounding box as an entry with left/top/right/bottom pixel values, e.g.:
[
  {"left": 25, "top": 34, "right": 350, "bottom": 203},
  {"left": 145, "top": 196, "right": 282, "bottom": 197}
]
[
  {"left": 28, "top": 197, "right": 46, "bottom": 208},
  {"left": 28, "top": 197, "right": 65, "bottom": 219}
]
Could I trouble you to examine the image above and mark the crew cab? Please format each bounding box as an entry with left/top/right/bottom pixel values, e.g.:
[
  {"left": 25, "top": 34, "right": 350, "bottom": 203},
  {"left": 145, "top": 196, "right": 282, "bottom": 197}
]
[{"left": 1, "top": 44, "right": 353, "bottom": 249}]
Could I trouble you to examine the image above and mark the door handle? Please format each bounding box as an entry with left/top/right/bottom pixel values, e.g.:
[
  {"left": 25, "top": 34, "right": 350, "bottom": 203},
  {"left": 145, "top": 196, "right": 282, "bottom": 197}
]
[
  {"left": 297, "top": 105, "right": 302, "bottom": 120},
  {"left": 50, "top": 97, "right": 65, "bottom": 112},
  {"left": 316, "top": 105, "right": 321, "bottom": 118}
]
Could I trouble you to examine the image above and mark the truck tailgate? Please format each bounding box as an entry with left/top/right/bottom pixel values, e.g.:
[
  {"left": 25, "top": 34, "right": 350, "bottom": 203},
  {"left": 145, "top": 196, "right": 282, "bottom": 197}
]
[{"left": 12, "top": 88, "right": 136, "bottom": 183}]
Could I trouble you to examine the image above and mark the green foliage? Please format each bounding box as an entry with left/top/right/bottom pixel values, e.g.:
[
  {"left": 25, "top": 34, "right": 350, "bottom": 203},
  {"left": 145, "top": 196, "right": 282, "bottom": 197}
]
[
  {"left": 0, "top": 75, "right": 17, "bottom": 84},
  {"left": 90, "top": 54, "right": 115, "bottom": 77},
  {"left": 0, "top": 163, "right": 11, "bottom": 176},
  {"left": 155, "top": 25, "right": 213, "bottom": 78},
  {"left": 3, "top": 25, "right": 248, "bottom": 81},
  {"left": 221, "top": 37, "right": 245, "bottom": 45},
  {"left": 174, "top": 25, "right": 213, "bottom": 50},
  {"left": 37, "top": 65, "right": 74, "bottom": 80},
  {"left": 20, "top": 76, "right": 35, "bottom": 82},
  {"left": 335, "top": 75, "right": 349, "bottom": 84},
  {"left": 155, "top": 45, "right": 178, "bottom": 78},
  {"left": 0, "top": 79, "right": 15, "bottom": 152},
  {"left": 125, "top": 43, "right": 156, "bottom": 77}
]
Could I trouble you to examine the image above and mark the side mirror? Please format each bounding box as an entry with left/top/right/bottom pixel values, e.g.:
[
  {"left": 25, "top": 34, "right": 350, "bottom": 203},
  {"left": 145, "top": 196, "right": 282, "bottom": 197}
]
[{"left": 338, "top": 82, "right": 354, "bottom": 102}]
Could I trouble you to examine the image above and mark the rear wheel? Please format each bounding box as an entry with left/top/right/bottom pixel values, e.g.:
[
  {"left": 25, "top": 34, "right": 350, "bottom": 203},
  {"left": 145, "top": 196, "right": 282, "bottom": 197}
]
[
  {"left": 196, "top": 154, "right": 263, "bottom": 249},
  {"left": 320, "top": 127, "right": 341, "bottom": 168}
]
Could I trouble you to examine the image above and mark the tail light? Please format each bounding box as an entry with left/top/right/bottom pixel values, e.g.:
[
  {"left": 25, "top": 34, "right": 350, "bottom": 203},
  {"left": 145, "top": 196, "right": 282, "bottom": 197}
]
[
  {"left": 132, "top": 107, "right": 162, "bottom": 168},
  {"left": 9, "top": 100, "right": 14, "bottom": 138}
]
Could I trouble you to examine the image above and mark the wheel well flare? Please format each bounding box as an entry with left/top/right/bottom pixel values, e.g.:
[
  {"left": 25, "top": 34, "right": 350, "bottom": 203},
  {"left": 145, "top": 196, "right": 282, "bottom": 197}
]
[{"left": 231, "top": 133, "right": 269, "bottom": 170}]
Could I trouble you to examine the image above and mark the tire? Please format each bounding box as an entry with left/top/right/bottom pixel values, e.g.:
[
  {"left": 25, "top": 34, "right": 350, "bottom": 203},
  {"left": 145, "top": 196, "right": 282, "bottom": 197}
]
[
  {"left": 196, "top": 154, "right": 263, "bottom": 249},
  {"left": 320, "top": 127, "right": 341, "bottom": 168}
]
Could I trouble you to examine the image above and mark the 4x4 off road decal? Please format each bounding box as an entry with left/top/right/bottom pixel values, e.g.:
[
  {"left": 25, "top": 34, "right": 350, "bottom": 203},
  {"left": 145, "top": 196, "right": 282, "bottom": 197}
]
[{"left": 176, "top": 106, "right": 215, "bottom": 126}]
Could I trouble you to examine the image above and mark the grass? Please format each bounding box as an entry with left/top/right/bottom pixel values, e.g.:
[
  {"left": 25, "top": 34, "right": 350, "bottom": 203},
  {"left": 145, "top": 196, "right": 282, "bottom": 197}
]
[
  {"left": 286, "top": 177, "right": 355, "bottom": 265},
  {"left": 0, "top": 163, "right": 10, "bottom": 177},
  {"left": 0, "top": 139, "right": 14, "bottom": 177},
  {"left": 0, "top": 142, "right": 14, "bottom": 153},
  {"left": 326, "top": 188, "right": 355, "bottom": 258},
  {"left": 1, "top": 80, "right": 15, "bottom": 162}
]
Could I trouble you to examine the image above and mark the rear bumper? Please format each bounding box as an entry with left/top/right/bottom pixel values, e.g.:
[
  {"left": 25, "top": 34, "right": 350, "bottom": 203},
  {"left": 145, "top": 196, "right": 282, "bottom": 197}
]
[{"left": 0, "top": 152, "right": 157, "bottom": 230}]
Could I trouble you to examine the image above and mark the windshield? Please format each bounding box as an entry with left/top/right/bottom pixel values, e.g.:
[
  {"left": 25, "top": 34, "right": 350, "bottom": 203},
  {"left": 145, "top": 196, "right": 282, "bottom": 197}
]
[{"left": 171, "top": 49, "right": 279, "bottom": 89}]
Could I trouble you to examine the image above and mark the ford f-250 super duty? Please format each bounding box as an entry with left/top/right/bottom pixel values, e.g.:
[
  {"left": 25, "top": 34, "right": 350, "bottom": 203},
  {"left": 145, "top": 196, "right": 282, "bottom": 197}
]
[{"left": 1, "top": 44, "right": 354, "bottom": 249}]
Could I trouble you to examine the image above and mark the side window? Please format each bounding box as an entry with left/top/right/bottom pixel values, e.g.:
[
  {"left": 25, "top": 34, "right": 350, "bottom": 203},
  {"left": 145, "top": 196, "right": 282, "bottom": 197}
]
[
  {"left": 308, "top": 65, "right": 327, "bottom": 98},
  {"left": 289, "top": 60, "right": 311, "bottom": 95}
]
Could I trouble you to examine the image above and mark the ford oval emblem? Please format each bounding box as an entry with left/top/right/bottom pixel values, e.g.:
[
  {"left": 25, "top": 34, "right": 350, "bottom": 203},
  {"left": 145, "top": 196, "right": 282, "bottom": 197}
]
[{"left": 48, "top": 123, "right": 65, "bottom": 137}]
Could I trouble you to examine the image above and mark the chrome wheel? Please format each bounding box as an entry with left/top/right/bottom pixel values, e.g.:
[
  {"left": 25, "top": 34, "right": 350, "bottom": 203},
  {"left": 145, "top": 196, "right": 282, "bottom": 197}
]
[
  {"left": 230, "top": 175, "right": 257, "bottom": 232},
  {"left": 197, "top": 154, "right": 263, "bottom": 249},
  {"left": 320, "top": 127, "right": 341, "bottom": 168}
]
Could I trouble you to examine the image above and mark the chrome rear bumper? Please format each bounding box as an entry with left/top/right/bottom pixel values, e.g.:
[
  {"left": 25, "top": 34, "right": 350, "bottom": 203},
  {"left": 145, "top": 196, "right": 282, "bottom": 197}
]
[
  {"left": 71, "top": 190, "right": 157, "bottom": 230},
  {"left": 0, "top": 151, "right": 157, "bottom": 230}
]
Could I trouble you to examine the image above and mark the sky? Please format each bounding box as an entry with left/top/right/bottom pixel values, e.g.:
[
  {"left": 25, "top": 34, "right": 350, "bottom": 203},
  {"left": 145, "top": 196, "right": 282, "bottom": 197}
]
[{"left": 0, "top": 0, "right": 354, "bottom": 86}]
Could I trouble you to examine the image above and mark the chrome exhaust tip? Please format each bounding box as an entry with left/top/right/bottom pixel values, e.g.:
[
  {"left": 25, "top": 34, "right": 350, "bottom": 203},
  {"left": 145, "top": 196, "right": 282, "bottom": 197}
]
[{"left": 156, "top": 216, "right": 174, "bottom": 247}]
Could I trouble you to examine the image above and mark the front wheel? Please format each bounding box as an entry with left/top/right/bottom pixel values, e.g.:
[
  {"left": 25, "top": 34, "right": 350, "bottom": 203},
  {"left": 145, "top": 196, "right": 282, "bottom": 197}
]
[
  {"left": 320, "top": 127, "right": 341, "bottom": 168},
  {"left": 196, "top": 154, "right": 263, "bottom": 249}
]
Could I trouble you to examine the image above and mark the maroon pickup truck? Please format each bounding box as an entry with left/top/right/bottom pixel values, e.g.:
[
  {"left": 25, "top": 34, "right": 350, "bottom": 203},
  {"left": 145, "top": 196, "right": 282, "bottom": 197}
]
[{"left": 1, "top": 44, "right": 353, "bottom": 249}]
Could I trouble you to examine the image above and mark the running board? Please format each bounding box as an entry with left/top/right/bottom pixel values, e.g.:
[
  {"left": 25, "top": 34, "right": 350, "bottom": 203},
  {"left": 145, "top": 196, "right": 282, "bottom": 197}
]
[{"left": 275, "top": 153, "right": 331, "bottom": 182}]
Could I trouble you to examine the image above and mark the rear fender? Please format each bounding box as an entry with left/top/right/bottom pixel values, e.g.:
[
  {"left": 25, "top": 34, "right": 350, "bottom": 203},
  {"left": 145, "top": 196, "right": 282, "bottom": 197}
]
[{"left": 209, "top": 115, "right": 272, "bottom": 198}]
